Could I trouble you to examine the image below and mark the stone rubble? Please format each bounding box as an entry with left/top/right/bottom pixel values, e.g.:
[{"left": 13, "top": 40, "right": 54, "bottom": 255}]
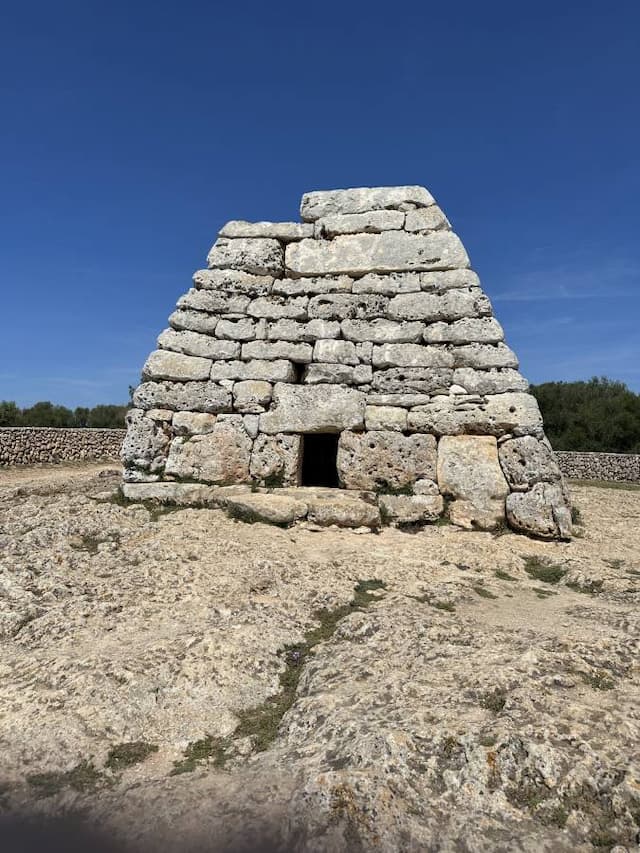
[{"left": 123, "top": 185, "right": 572, "bottom": 538}]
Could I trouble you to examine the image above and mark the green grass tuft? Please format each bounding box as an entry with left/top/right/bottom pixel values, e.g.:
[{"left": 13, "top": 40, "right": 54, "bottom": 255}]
[
  {"left": 105, "top": 741, "right": 158, "bottom": 771},
  {"left": 522, "top": 555, "right": 566, "bottom": 584}
]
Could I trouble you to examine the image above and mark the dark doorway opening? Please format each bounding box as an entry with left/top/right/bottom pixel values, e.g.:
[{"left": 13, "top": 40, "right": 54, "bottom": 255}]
[{"left": 301, "top": 433, "right": 340, "bottom": 488}]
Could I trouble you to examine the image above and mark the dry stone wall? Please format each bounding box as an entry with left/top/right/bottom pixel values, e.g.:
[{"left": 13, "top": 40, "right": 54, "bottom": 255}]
[
  {"left": 122, "top": 185, "right": 573, "bottom": 539},
  {"left": 555, "top": 451, "right": 640, "bottom": 483},
  {"left": 0, "top": 428, "right": 124, "bottom": 467}
]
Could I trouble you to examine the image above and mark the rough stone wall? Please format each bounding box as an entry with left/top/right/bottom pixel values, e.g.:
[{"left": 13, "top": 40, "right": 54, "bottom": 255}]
[
  {"left": 555, "top": 451, "right": 640, "bottom": 483},
  {"left": 122, "top": 185, "right": 573, "bottom": 538},
  {"left": 0, "top": 428, "right": 125, "bottom": 467}
]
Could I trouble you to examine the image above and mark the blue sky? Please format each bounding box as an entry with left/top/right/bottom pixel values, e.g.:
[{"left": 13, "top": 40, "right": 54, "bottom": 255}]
[{"left": 1, "top": 0, "right": 639, "bottom": 407}]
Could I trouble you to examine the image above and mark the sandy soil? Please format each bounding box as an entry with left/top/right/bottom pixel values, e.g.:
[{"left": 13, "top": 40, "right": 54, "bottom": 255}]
[{"left": 0, "top": 464, "right": 638, "bottom": 852}]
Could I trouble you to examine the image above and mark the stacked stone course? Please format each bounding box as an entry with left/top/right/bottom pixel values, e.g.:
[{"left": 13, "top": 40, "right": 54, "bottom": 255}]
[
  {"left": 122, "top": 185, "right": 572, "bottom": 539},
  {"left": 0, "top": 428, "right": 123, "bottom": 466}
]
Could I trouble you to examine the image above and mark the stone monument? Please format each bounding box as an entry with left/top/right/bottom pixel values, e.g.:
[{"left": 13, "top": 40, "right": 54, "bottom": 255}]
[{"left": 121, "top": 185, "right": 571, "bottom": 538}]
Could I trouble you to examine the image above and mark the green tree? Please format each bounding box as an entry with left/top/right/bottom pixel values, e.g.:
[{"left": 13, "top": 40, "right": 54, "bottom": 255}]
[
  {"left": 0, "top": 401, "right": 22, "bottom": 426},
  {"left": 86, "top": 404, "right": 127, "bottom": 428},
  {"left": 21, "top": 401, "right": 75, "bottom": 428}
]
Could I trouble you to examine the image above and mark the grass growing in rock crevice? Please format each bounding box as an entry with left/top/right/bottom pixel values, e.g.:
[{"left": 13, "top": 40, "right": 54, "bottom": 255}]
[
  {"left": 27, "top": 761, "right": 105, "bottom": 798},
  {"left": 171, "top": 579, "right": 387, "bottom": 775},
  {"left": 522, "top": 555, "right": 567, "bottom": 585},
  {"left": 105, "top": 741, "right": 159, "bottom": 771}
]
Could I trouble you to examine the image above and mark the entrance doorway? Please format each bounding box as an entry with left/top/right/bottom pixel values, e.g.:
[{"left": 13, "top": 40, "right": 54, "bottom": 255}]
[{"left": 301, "top": 433, "right": 340, "bottom": 488}]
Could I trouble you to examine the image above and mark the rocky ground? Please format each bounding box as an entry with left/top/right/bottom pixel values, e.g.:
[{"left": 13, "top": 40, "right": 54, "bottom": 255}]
[{"left": 0, "top": 464, "right": 639, "bottom": 852}]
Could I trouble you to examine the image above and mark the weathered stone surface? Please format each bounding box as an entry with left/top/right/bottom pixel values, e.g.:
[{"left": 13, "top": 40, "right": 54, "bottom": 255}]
[
  {"left": 121, "top": 481, "right": 221, "bottom": 504},
  {"left": 242, "top": 414, "right": 260, "bottom": 439},
  {"left": 272, "top": 276, "right": 352, "bottom": 296},
  {"left": 372, "top": 343, "right": 453, "bottom": 368},
  {"left": 379, "top": 493, "right": 443, "bottom": 523},
  {"left": 413, "top": 478, "right": 440, "bottom": 495},
  {"left": 250, "top": 433, "right": 301, "bottom": 486},
  {"left": 315, "top": 210, "right": 405, "bottom": 236},
  {"left": 247, "top": 296, "right": 309, "bottom": 321},
  {"left": 233, "top": 380, "right": 273, "bottom": 414},
  {"left": 165, "top": 419, "right": 252, "bottom": 484},
  {"left": 499, "top": 436, "right": 563, "bottom": 491},
  {"left": 210, "top": 360, "right": 296, "bottom": 383},
  {"left": 215, "top": 318, "right": 258, "bottom": 341},
  {"left": 453, "top": 368, "right": 529, "bottom": 395},
  {"left": 158, "top": 329, "right": 240, "bottom": 361},
  {"left": 388, "top": 287, "right": 491, "bottom": 321},
  {"left": 307, "top": 293, "right": 388, "bottom": 321},
  {"left": 218, "top": 221, "right": 313, "bottom": 241},
  {"left": 260, "top": 385, "right": 365, "bottom": 434},
  {"left": 207, "top": 237, "right": 283, "bottom": 276},
  {"left": 192, "top": 269, "right": 272, "bottom": 297},
  {"left": 355, "top": 342, "right": 373, "bottom": 363},
  {"left": 312, "top": 340, "right": 358, "bottom": 365},
  {"left": 300, "top": 186, "right": 435, "bottom": 221},
  {"left": 241, "top": 340, "right": 313, "bottom": 363},
  {"left": 132, "top": 381, "right": 231, "bottom": 413},
  {"left": 286, "top": 231, "right": 469, "bottom": 276},
  {"left": 352, "top": 272, "right": 421, "bottom": 295},
  {"left": 120, "top": 409, "right": 170, "bottom": 472},
  {"left": 306, "top": 495, "right": 381, "bottom": 528},
  {"left": 168, "top": 309, "right": 219, "bottom": 335},
  {"left": 451, "top": 343, "right": 519, "bottom": 369},
  {"left": 223, "top": 493, "right": 307, "bottom": 524},
  {"left": 506, "top": 482, "right": 572, "bottom": 539},
  {"left": 404, "top": 206, "right": 450, "bottom": 232},
  {"left": 303, "top": 364, "right": 372, "bottom": 385},
  {"left": 178, "top": 288, "right": 251, "bottom": 315},
  {"left": 408, "top": 392, "right": 543, "bottom": 437},
  {"left": 337, "top": 431, "right": 437, "bottom": 490},
  {"left": 419, "top": 269, "right": 481, "bottom": 291},
  {"left": 366, "top": 393, "right": 434, "bottom": 408},
  {"left": 437, "top": 435, "right": 509, "bottom": 530},
  {"left": 341, "top": 319, "right": 424, "bottom": 343},
  {"left": 267, "top": 319, "right": 341, "bottom": 342},
  {"left": 172, "top": 411, "right": 217, "bottom": 435},
  {"left": 371, "top": 368, "right": 453, "bottom": 394},
  {"left": 423, "top": 317, "right": 504, "bottom": 344},
  {"left": 142, "top": 350, "right": 212, "bottom": 382},
  {"left": 365, "top": 406, "right": 407, "bottom": 431}
]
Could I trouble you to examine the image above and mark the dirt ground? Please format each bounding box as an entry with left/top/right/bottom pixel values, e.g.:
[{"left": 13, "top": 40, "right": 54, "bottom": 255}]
[{"left": 0, "top": 463, "right": 639, "bottom": 852}]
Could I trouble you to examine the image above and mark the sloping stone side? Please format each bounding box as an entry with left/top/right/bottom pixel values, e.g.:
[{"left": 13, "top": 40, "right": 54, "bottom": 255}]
[{"left": 0, "top": 428, "right": 125, "bottom": 467}]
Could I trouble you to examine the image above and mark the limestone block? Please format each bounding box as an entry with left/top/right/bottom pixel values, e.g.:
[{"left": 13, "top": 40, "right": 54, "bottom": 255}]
[
  {"left": 224, "top": 493, "right": 308, "bottom": 525},
  {"left": 248, "top": 296, "right": 309, "bottom": 321},
  {"left": 355, "top": 342, "right": 373, "bottom": 363},
  {"left": 158, "top": 329, "right": 240, "bottom": 361},
  {"left": 259, "top": 384, "right": 365, "bottom": 434},
  {"left": 133, "top": 381, "right": 232, "bottom": 413},
  {"left": 372, "top": 343, "right": 454, "bottom": 369},
  {"left": 300, "top": 186, "right": 435, "bottom": 221},
  {"left": 250, "top": 433, "right": 301, "bottom": 486},
  {"left": 453, "top": 368, "right": 529, "bottom": 395},
  {"left": 306, "top": 496, "right": 381, "bottom": 529},
  {"left": 121, "top": 409, "right": 170, "bottom": 472},
  {"left": 267, "top": 319, "right": 341, "bottom": 342},
  {"left": 352, "top": 272, "right": 421, "bottom": 295},
  {"left": 142, "top": 350, "right": 211, "bottom": 382},
  {"left": 388, "top": 287, "right": 491, "bottom": 322},
  {"left": 169, "top": 310, "right": 219, "bottom": 336},
  {"left": 233, "top": 380, "right": 273, "bottom": 414},
  {"left": 499, "top": 436, "right": 563, "bottom": 491},
  {"left": 215, "top": 318, "right": 258, "bottom": 341},
  {"left": 178, "top": 288, "right": 250, "bottom": 315},
  {"left": 315, "top": 210, "right": 405, "bottom": 236},
  {"left": 414, "top": 478, "right": 440, "bottom": 495},
  {"left": 165, "top": 419, "right": 252, "bottom": 484},
  {"left": 419, "top": 269, "right": 481, "bottom": 291},
  {"left": 192, "top": 268, "right": 272, "bottom": 297},
  {"left": 272, "top": 276, "right": 352, "bottom": 296},
  {"left": 122, "top": 482, "right": 220, "bottom": 505},
  {"left": 146, "top": 409, "right": 173, "bottom": 421},
  {"left": 241, "top": 340, "right": 313, "bottom": 363},
  {"left": 379, "top": 494, "right": 444, "bottom": 523},
  {"left": 366, "top": 393, "right": 434, "bottom": 408},
  {"left": 452, "top": 343, "right": 519, "bottom": 369},
  {"left": 371, "top": 368, "right": 453, "bottom": 395},
  {"left": 341, "top": 319, "right": 424, "bottom": 344},
  {"left": 303, "top": 364, "right": 372, "bottom": 385},
  {"left": 365, "top": 406, "right": 407, "bottom": 431},
  {"left": 313, "top": 340, "right": 359, "bottom": 365},
  {"left": 243, "top": 414, "right": 260, "bottom": 439},
  {"left": 207, "top": 237, "right": 283, "bottom": 276},
  {"left": 286, "top": 231, "right": 469, "bottom": 277},
  {"left": 404, "top": 207, "right": 450, "bottom": 232},
  {"left": 484, "top": 393, "right": 544, "bottom": 436},
  {"left": 172, "top": 412, "right": 217, "bottom": 435},
  {"left": 437, "top": 435, "right": 509, "bottom": 530},
  {"left": 407, "top": 392, "right": 543, "bottom": 437},
  {"left": 210, "top": 360, "right": 297, "bottom": 383},
  {"left": 506, "top": 483, "right": 572, "bottom": 539},
  {"left": 423, "top": 317, "right": 504, "bottom": 344},
  {"left": 337, "top": 431, "right": 437, "bottom": 491},
  {"left": 308, "top": 293, "right": 388, "bottom": 320},
  {"left": 218, "top": 221, "right": 313, "bottom": 241}
]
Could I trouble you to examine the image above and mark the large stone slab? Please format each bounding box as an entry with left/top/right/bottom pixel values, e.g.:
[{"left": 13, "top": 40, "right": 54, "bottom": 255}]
[
  {"left": 259, "top": 384, "right": 365, "bottom": 434},
  {"left": 169, "top": 309, "right": 219, "bottom": 335},
  {"left": 121, "top": 409, "right": 170, "bottom": 472},
  {"left": 379, "top": 493, "right": 444, "bottom": 524},
  {"left": 250, "top": 433, "right": 301, "bottom": 486},
  {"left": 451, "top": 343, "right": 519, "bottom": 369},
  {"left": 122, "top": 482, "right": 222, "bottom": 505},
  {"left": 300, "top": 186, "right": 435, "bottom": 221},
  {"left": 209, "top": 359, "right": 297, "bottom": 383},
  {"left": 337, "top": 431, "right": 437, "bottom": 491},
  {"left": 315, "top": 210, "right": 405, "bottom": 236},
  {"left": 286, "top": 231, "right": 469, "bottom": 276},
  {"left": 372, "top": 343, "right": 453, "bottom": 368},
  {"left": 233, "top": 380, "right": 273, "bottom": 414},
  {"left": 207, "top": 237, "right": 284, "bottom": 276},
  {"left": 351, "top": 272, "right": 421, "bottom": 295},
  {"left": 371, "top": 368, "right": 453, "bottom": 395},
  {"left": 223, "top": 492, "right": 308, "bottom": 525},
  {"left": 419, "top": 269, "right": 481, "bottom": 292},
  {"left": 272, "top": 276, "right": 352, "bottom": 296},
  {"left": 158, "top": 329, "right": 240, "bottom": 361},
  {"left": 499, "top": 436, "right": 564, "bottom": 491},
  {"left": 408, "top": 392, "right": 544, "bottom": 437},
  {"left": 142, "top": 350, "right": 212, "bottom": 382},
  {"left": 178, "top": 288, "right": 251, "bottom": 315},
  {"left": 404, "top": 206, "right": 450, "bottom": 232},
  {"left": 218, "top": 221, "right": 313, "bottom": 241},
  {"left": 267, "top": 319, "right": 341, "bottom": 342},
  {"left": 215, "top": 318, "right": 259, "bottom": 341},
  {"left": 506, "top": 483, "right": 572, "bottom": 539},
  {"left": 341, "top": 319, "right": 424, "bottom": 344},
  {"left": 303, "top": 364, "right": 372, "bottom": 385},
  {"left": 193, "top": 269, "right": 272, "bottom": 297},
  {"left": 165, "top": 418, "right": 253, "bottom": 484},
  {"left": 307, "top": 293, "right": 388, "bottom": 321},
  {"left": 313, "top": 340, "right": 359, "bottom": 365},
  {"left": 437, "top": 435, "right": 509, "bottom": 530},
  {"left": 172, "top": 411, "right": 217, "bottom": 435},
  {"left": 364, "top": 406, "right": 408, "bottom": 431},
  {"left": 241, "top": 340, "right": 313, "bottom": 362},
  {"left": 247, "top": 296, "right": 309, "bottom": 321},
  {"left": 388, "top": 288, "right": 491, "bottom": 322},
  {"left": 306, "top": 495, "right": 381, "bottom": 528},
  {"left": 423, "top": 317, "right": 504, "bottom": 344},
  {"left": 132, "top": 381, "right": 232, "bottom": 413},
  {"left": 452, "top": 368, "right": 529, "bottom": 395}
]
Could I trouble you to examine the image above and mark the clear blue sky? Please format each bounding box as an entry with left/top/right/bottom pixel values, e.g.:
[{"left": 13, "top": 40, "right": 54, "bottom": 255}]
[{"left": 2, "top": 0, "right": 639, "bottom": 407}]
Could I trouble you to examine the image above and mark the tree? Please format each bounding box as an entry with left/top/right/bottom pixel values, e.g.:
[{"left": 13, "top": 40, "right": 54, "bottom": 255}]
[{"left": 0, "top": 401, "right": 22, "bottom": 426}]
